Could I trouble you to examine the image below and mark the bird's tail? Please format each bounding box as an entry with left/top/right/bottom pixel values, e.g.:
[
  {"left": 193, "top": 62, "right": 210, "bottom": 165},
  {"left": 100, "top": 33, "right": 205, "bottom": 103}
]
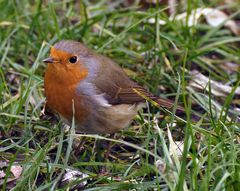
[{"left": 132, "top": 87, "right": 184, "bottom": 112}]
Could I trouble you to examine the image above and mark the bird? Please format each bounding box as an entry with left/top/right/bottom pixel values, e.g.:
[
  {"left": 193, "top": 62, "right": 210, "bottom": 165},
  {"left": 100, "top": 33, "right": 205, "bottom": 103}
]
[{"left": 43, "top": 40, "right": 183, "bottom": 134}]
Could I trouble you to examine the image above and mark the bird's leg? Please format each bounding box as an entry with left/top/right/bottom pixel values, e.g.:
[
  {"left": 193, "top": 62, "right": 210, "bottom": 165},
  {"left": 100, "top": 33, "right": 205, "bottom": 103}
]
[
  {"left": 104, "top": 133, "right": 115, "bottom": 160},
  {"left": 98, "top": 134, "right": 115, "bottom": 175},
  {"left": 73, "top": 136, "right": 86, "bottom": 156}
]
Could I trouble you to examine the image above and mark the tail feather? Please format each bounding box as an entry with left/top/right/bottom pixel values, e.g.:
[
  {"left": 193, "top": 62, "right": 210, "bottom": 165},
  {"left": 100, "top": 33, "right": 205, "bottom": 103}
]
[
  {"left": 132, "top": 87, "right": 184, "bottom": 112},
  {"left": 154, "top": 97, "right": 185, "bottom": 112}
]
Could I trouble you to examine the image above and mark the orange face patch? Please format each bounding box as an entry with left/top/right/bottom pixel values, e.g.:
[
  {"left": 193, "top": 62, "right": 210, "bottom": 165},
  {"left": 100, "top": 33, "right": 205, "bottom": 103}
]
[
  {"left": 44, "top": 47, "right": 89, "bottom": 123},
  {"left": 46, "top": 47, "right": 89, "bottom": 85},
  {"left": 50, "top": 46, "right": 72, "bottom": 63}
]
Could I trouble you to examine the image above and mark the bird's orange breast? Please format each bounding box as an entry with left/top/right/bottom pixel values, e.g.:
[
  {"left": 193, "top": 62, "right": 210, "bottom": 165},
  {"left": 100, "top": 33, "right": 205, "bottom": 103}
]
[{"left": 44, "top": 48, "right": 90, "bottom": 123}]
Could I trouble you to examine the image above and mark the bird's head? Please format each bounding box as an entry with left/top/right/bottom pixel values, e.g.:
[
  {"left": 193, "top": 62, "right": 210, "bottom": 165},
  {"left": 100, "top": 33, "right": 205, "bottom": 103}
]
[{"left": 43, "top": 40, "right": 90, "bottom": 84}]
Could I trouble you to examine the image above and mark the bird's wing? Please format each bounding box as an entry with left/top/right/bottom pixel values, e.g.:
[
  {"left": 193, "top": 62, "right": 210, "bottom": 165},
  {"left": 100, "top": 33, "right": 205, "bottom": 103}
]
[
  {"left": 91, "top": 54, "right": 183, "bottom": 111},
  {"left": 106, "top": 85, "right": 183, "bottom": 111}
]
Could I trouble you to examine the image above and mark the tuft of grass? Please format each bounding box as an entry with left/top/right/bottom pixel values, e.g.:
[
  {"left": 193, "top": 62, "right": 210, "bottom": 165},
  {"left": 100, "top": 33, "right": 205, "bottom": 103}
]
[{"left": 0, "top": 0, "right": 240, "bottom": 190}]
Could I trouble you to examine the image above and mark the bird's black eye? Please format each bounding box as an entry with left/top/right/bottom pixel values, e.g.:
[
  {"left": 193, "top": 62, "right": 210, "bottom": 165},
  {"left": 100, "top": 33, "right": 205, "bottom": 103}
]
[{"left": 69, "top": 56, "right": 77, "bottom": 64}]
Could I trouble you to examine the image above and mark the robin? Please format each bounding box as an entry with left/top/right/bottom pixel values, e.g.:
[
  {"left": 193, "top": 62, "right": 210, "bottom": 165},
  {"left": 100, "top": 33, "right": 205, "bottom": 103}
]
[{"left": 43, "top": 40, "right": 182, "bottom": 134}]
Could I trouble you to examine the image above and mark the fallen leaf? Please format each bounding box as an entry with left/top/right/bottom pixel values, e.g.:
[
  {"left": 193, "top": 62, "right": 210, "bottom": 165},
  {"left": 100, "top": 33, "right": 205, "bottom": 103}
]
[
  {"left": 62, "top": 168, "right": 89, "bottom": 188},
  {"left": 10, "top": 165, "right": 22, "bottom": 179},
  {"left": 202, "top": 8, "right": 239, "bottom": 35},
  {"left": 0, "top": 171, "right": 6, "bottom": 179},
  {"left": 172, "top": 8, "right": 239, "bottom": 35},
  {"left": 155, "top": 158, "right": 166, "bottom": 173},
  {"left": 220, "top": 62, "right": 239, "bottom": 74},
  {"left": 173, "top": 9, "right": 202, "bottom": 26},
  {"left": 189, "top": 70, "right": 240, "bottom": 97}
]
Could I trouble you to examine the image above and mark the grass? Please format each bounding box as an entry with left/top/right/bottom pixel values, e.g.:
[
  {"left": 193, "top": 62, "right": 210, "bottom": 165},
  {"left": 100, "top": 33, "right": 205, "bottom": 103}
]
[{"left": 1, "top": 0, "right": 240, "bottom": 190}]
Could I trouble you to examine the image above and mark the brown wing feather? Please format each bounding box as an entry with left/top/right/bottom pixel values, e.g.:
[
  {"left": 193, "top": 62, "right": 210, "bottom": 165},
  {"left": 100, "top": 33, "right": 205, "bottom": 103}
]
[
  {"left": 113, "top": 85, "right": 184, "bottom": 111},
  {"left": 92, "top": 54, "right": 184, "bottom": 111}
]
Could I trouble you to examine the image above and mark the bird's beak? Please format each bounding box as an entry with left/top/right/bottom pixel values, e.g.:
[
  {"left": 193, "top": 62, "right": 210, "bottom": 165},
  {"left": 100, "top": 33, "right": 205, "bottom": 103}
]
[{"left": 43, "top": 57, "right": 55, "bottom": 63}]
